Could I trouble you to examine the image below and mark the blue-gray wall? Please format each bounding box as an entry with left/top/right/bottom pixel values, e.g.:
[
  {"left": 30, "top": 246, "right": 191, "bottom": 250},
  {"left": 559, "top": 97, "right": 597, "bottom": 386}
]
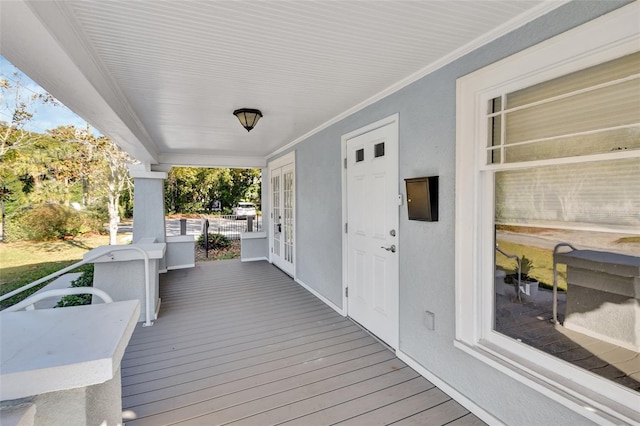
[{"left": 269, "top": 1, "right": 631, "bottom": 424}]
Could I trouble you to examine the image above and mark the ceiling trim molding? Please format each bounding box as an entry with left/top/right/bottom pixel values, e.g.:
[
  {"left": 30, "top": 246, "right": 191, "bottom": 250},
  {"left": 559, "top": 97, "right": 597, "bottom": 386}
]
[
  {"left": 266, "top": 0, "right": 569, "bottom": 161},
  {"left": 158, "top": 153, "right": 267, "bottom": 170}
]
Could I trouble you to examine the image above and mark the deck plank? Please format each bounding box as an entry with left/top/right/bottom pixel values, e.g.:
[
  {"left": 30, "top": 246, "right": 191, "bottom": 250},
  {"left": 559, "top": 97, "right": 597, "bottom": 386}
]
[
  {"left": 386, "top": 399, "right": 470, "bottom": 425},
  {"left": 122, "top": 327, "right": 366, "bottom": 386},
  {"left": 122, "top": 313, "right": 353, "bottom": 372},
  {"left": 274, "top": 377, "right": 435, "bottom": 425},
  {"left": 435, "top": 412, "right": 486, "bottom": 426},
  {"left": 136, "top": 356, "right": 403, "bottom": 425},
  {"left": 176, "top": 364, "right": 419, "bottom": 425},
  {"left": 124, "top": 340, "right": 385, "bottom": 409},
  {"left": 122, "top": 260, "right": 485, "bottom": 426}
]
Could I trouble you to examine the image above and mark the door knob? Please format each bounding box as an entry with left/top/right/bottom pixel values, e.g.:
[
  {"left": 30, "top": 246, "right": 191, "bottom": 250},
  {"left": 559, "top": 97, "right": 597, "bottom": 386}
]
[{"left": 381, "top": 245, "right": 396, "bottom": 253}]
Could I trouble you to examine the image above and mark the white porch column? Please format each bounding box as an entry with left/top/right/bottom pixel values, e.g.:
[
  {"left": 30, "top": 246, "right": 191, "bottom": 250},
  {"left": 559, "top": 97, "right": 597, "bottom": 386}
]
[{"left": 129, "top": 164, "right": 168, "bottom": 270}]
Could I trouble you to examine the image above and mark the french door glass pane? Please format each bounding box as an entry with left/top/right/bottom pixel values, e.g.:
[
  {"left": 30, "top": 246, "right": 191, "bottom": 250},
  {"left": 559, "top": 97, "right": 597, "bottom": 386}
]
[
  {"left": 272, "top": 174, "right": 280, "bottom": 256},
  {"left": 283, "top": 170, "right": 294, "bottom": 263}
]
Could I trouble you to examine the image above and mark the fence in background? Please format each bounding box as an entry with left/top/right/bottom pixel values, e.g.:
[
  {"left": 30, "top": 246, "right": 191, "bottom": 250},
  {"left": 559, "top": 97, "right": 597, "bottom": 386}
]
[{"left": 200, "top": 215, "right": 262, "bottom": 241}]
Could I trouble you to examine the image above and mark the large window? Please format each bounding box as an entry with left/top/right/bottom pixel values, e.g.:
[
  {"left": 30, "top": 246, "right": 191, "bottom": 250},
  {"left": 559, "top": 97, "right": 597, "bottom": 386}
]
[{"left": 455, "top": 4, "right": 640, "bottom": 424}]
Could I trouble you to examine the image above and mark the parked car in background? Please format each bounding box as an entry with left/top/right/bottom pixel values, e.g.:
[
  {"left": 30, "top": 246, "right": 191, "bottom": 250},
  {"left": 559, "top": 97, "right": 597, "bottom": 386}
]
[{"left": 232, "top": 202, "right": 257, "bottom": 219}]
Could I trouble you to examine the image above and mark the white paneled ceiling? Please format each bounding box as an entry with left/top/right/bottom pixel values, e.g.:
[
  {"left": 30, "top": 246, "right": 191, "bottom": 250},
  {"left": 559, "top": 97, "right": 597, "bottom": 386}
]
[{"left": 1, "top": 0, "right": 562, "bottom": 168}]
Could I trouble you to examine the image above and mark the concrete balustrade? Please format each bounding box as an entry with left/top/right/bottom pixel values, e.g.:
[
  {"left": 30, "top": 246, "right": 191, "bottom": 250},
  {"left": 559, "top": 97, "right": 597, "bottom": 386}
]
[
  {"left": 0, "top": 300, "right": 139, "bottom": 425},
  {"left": 86, "top": 239, "right": 165, "bottom": 324},
  {"left": 165, "top": 235, "right": 196, "bottom": 270}
]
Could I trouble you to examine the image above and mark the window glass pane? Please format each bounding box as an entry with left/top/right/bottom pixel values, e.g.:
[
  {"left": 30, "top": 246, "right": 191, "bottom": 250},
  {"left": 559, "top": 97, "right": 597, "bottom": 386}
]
[
  {"left": 488, "top": 115, "right": 502, "bottom": 148},
  {"left": 374, "top": 142, "right": 385, "bottom": 158},
  {"left": 495, "top": 158, "right": 640, "bottom": 229},
  {"left": 356, "top": 148, "right": 364, "bottom": 162},
  {"left": 507, "top": 52, "right": 640, "bottom": 109},
  {"left": 488, "top": 148, "right": 501, "bottom": 165},
  {"left": 488, "top": 96, "right": 502, "bottom": 113},
  {"left": 505, "top": 78, "right": 640, "bottom": 144},
  {"left": 494, "top": 158, "right": 640, "bottom": 393},
  {"left": 504, "top": 126, "right": 640, "bottom": 162}
]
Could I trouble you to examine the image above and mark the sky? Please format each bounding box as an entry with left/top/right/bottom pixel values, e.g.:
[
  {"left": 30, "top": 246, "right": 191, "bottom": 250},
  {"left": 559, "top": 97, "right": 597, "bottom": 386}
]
[{"left": 0, "top": 55, "right": 92, "bottom": 134}]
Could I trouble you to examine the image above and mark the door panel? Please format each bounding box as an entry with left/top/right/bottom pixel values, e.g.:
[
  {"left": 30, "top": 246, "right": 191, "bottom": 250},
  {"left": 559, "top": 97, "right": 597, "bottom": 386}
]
[
  {"left": 283, "top": 165, "right": 294, "bottom": 265},
  {"left": 346, "top": 122, "right": 399, "bottom": 348},
  {"left": 270, "top": 158, "right": 295, "bottom": 276},
  {"left": 271, "top": 173, "right": 281, "bottom": 257}
]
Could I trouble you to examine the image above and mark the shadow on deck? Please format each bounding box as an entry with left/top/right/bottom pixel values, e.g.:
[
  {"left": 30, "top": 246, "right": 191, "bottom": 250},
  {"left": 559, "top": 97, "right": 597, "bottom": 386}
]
[{"left": 121, "top": 260, "right": 484, "bottom": 425}]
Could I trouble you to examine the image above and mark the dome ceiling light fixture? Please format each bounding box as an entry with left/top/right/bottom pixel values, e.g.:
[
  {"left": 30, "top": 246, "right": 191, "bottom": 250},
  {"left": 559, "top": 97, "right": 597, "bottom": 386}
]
[{"left": 233, "top": 108, "right": 263, "bottom": 132}]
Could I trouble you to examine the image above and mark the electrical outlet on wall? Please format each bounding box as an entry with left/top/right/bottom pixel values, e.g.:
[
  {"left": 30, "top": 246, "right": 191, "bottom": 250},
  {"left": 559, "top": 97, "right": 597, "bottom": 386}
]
[{"left": 424, "top": 310, "right": 435, "bottom": 330}]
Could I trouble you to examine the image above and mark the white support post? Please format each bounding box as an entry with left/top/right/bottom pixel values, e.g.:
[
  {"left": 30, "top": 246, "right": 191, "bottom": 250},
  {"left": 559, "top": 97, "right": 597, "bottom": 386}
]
[{"left": 129, "top": 164, "right": 168, "bottom": 271}]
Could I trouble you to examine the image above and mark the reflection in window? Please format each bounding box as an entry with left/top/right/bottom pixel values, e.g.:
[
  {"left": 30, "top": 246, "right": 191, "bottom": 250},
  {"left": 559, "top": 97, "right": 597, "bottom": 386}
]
[{"left": 490, "top": 52, "right": 640, "bottom": 393}]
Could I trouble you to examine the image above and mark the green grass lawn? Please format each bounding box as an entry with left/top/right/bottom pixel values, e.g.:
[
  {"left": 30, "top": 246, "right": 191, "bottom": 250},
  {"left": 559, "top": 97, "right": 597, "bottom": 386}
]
[
  {"left": 496, "top": 240, "right": 567, "bottom": 291},
  {"left": 0, "top": 233, "right": 127, "bottom": 308}
]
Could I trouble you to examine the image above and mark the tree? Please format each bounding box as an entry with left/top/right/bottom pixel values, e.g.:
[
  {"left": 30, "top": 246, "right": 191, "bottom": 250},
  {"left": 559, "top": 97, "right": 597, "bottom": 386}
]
[
  {"left": 165, "top": 167, "right": 261, "bottom": 214},
  {"left": 49, "top": 125, "right": 134, "bottom": 245},
  {"left": 2, "top": 67, "right": 134, "bottom": 244},
  {"left": 17, "top": 133, "right": 87, "bottom": 205},
  {"left": 1, "top": 69, "right": 59, "bottom": 241},
  {"left": 0, "top": 71, "right": 58, "bottom": 157},
  {"left": 215, "top": 168, "right": 261, "bottom": 210}
]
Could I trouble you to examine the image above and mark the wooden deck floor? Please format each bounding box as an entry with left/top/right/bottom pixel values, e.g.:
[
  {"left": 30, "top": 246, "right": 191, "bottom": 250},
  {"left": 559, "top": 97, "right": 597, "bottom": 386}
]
[{"left": 121, "top": 260, "right": 484, "bottom": 425}]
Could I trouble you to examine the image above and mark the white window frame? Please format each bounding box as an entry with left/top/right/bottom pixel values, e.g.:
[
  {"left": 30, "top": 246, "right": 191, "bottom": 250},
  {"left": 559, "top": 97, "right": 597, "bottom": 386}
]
[{"left": 454, "top": 3, "right": 640, "bottom": 424}]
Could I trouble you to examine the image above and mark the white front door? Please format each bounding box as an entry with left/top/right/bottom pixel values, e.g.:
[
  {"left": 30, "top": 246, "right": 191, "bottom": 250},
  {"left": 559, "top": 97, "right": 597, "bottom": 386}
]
[
  {"left": 345, "top": 119, "right": 399, "bottom": 349},
  {"left": 269, "top": 153, "right": 295, "bottom": 276}
]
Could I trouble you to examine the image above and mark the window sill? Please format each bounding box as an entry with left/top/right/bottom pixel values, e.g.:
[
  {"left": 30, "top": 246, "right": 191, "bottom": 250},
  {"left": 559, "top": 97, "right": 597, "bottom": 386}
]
[{"left": 453, "top": 339, "right": 640, "bottom": 425}]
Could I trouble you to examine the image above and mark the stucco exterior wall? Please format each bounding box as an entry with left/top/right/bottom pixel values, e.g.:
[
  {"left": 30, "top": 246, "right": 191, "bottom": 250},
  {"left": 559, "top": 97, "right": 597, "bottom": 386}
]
[{"left": 269, "top": 1, "right": 632, "bottom": 424}]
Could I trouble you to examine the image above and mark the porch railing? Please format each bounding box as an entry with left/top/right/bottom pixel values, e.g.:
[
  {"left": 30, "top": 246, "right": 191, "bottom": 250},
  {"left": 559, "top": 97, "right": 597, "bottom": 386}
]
[
  {"left": 496, "top": 244, "right": 524, "bottom": 301},
  {"left": 552, "top": 242, "right": 577, "bottom": 324}
]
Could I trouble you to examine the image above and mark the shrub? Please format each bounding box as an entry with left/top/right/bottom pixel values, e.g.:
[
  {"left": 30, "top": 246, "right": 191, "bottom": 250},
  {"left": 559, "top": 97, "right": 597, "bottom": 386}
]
[
  {"left": 55, "top": 265, "right": 94, "bottom": 308},
  {"left": 83, "top": 205, "right": 109, "bottom": 234},
  {"left": 197, "top": 232, "right": 232, "bottom": 250},
  {"left": 4, "top": 204, "right": 102, "bottom": 241}
]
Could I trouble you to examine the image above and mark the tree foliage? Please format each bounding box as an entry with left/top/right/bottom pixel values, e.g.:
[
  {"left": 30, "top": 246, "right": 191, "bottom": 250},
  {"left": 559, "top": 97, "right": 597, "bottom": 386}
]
[
  {"left": 0, "top": 124, "right": 134, "bottom": 242},
  {"left": 48, "top": 125, "right": 134, "bottom": 244},
  {"left": 165, "top": 167, "right": 260, "bottom": 214},
  {"left": 0, "top": 72, "right": 58, "bottom": 157}
]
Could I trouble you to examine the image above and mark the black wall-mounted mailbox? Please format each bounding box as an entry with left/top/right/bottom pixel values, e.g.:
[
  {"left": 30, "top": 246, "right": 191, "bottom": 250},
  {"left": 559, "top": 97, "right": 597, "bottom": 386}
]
[{"left": 405, "top": 176, "right": 438, "bottom": 222}]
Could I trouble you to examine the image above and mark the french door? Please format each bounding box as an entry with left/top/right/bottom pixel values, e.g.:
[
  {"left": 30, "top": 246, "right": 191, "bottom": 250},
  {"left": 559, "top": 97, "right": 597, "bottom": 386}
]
[{"left": 269, "top": 153, "right": 295, "bottom": 276}]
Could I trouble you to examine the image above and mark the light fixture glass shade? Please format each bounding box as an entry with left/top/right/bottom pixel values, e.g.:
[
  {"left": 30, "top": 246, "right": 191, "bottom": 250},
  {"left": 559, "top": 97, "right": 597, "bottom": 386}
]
[{"left": 233, "top": 108, "right": 263, "bottom": 132}]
